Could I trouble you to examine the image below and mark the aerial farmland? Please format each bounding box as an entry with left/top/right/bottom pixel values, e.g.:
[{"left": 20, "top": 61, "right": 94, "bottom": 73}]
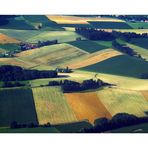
[{"left": 0, "top": 15, "right": 148, "bottom": 133}]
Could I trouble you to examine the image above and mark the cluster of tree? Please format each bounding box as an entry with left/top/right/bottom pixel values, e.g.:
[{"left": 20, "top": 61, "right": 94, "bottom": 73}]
[
  {"left": 112, "top": 40, "right": 137, "bottom": 56},
  {"left": 48, "top": 79, "right": 111, "bottom": 93},
  {"left": 10, "top": 121, "right": 51, "bottom": 129},
  {"left": 112, "top": 31, "right": 148, "bottom": 42},
  {"left": 2, "top": 81, "right": 26, "bottom": 88},
  {"left": 20, "top": 40, "right": 58, "bottom": 51},
  {"left": 80, "top": 113, "right": 148, "bottom": 133},
  {"left": 75, "top": 28, "right": 115, "bottom": 40},
  {"left": 0, "top": 65, "right": 57, "bottom": 81},
  {"left": 55, "top": 67, "right": 72, "bottom": 73}
]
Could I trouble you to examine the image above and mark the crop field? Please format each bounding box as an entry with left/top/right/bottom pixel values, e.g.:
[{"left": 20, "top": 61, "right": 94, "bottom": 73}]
[
  {"left": 140, "top": 90, "right": 148, "bottom": 101},
  {"left": 114, "top": 29, "right": 148, "bottom": 34},
  {"left": 97, "top": 88, "right": 148, "bottom": 117},
  {"left": 65, "top": 92, "right": 112, "bottom": 123},
  {"left": 32, "top": 86, "right": 77, "bottom": 124},
  {"left": 0, "top": 33, "right": 20, "bottom": 43},
  {"left": 0, "top": 88, "right": 38, "bottom": 127},
  {"left": 68, "top": 48, "right": 123, "bottom": 69},
  {"left": 26, "top": 31, "right": 85, "bottom": 43},
  {"left": 68, "top": 40, "right": 108, "bottom": 53},
  {"left": 80, "top": 55, "right": 148, "bottom": 78},
  {"left": 16, "top": 43, "right": 88, "bottom": 67},
  {"left": 89, "top": 21, "right": 132, "bottom": 29},
  {"left": 47, "top": 15, "right": 124, "bottom": 24},
  {"left": 0, "top": 43, "right": 20, "bottom": 51},
  {"left": 130, "top": 38, "right": 148, "bottom": 49}
]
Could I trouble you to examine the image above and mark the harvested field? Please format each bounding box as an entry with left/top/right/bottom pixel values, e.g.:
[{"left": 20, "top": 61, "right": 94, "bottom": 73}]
[
  {"left": 97, "top": 88, "right": 148, "bottom": 117},
  {"left": 65, "top": 92, "right": 112, "bottom": 124},
  {"left": 15, "top": 43, "right": 88, "bottom": 67},
  {"left": 140, "top": 90, "right": 148, "bottom": 101},
  {"left": 32, "top": 86, "right": 77, "bottom": 124},
  {"left": 68, "top": 49, "right": 123, "bottom": 69}
]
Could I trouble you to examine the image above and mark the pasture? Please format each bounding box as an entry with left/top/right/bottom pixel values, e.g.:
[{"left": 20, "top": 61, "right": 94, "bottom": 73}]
[
  {"left": 32, "top": 86, "right": 77, "bottom": 124},
  {"left": 80, "top": 55, "right": 148, "bottom": 78},
  {"left": 68, "top": 40, "right": 107, "bottom": 53},
  {"left": 130, "top": 38, "right": 148, "bottom": 49},
  {"left": 0, "top": 88, "right": 38, "bottom": 126}
]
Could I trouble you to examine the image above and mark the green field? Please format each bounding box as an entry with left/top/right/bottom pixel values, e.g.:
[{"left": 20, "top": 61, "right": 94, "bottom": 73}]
[
  {"left": 97, "top": 88, "right": 148, "bottom": 117},
  {"left": 130, "top": 38, "right": 148, "bottom": 49},
  {"left": 0, "top": 127, "right": 59, "bottom": 133},
  {"left": 32, "top": 86, "right": 77, "bottom": 124},
  {"left": 89, "top": 21, "right": 132, "bottom": 29},
  {"left": 0, "top": 29, "right": 41, "bottom": 41},
  {"left": 127, "top": 22, "right": 148, "bottom": 29},
  {"left": 111, "top": 123, "right": 148, "bottom": 133},
  {"left": 0, "top": 43, "right": 20, "bottom": 51},
  {"left": 80, "top": 55, "right": 148, "bottom": 78},
  {"left": 54, "top": 121, "right": 92, "bottom": 133},
  {"left": 0, "top": 88, "right": 38, "bottom": 126},
  {"left": 68, "top": 40, "right": 108, "bottom": 53},
  {"left": 26, "top": 31, "right": 85, "bottom": 43}
]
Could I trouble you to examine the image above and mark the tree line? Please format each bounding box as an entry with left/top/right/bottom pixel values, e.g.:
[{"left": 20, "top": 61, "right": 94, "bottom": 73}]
[
  {"left": 20, "top": 40, "right": 58, "bottom": 51},
  {"left": 48, "top": 79, "right": 111, "bottom": 93},
  {"left": 75, "top": 28, "right": 148, "bottom": 42},
  {"left": 80, "top": 113, "right": 148, "bottom": 133},
  {"left": 0, "top": 65, "right": 57, "bottom": 81}
]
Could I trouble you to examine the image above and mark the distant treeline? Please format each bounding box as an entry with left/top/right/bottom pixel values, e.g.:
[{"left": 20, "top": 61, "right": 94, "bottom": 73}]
[
  {"left": 141, "top": 73, "right": 148, "bottom": 79},
  {"left": 0, "top": 65, "right": 57, "bottom": 81},
  {"left": 75, "top": 28, "right": 148, "bottom": 41},
  {"left": 75, "top": 28, "right": 115, "bottom": 40},
  {"left": 112, "top": 40, "right": 137, "bottom": 56},
  {"left": 80, "top": 113, "right": 148, "bottom": 133},
  {"left": 20, "top": 40, "right": 58, "bottom": 51},
  {"left": 48, "top": 79, "right": 111, "bottom": 93}
]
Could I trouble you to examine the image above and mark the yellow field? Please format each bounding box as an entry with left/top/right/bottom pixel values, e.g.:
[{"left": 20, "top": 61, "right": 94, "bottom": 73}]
[
  {"left": 32, "top": 86, "right": 77, "bottom": 124},
  {"left": 140, "top": 90, "right": 148, "bottom": 101},
  {"left": 0, "top": 33, "right": 20, "bottom": 43},
  {"left": 97, "top": 88, "right": 148, "bottom": 117},
  {"left": 47, "top": 15, "right": 124, "bottom": 24},
  {"left": 65, "top": 92, "right": 112, "bottom": 123},
  {"left": 15, "top": 43, "right": 88, "bottom": 67},
  {"left": 68, "top": 48, "right": 123, "bottom": 69}
]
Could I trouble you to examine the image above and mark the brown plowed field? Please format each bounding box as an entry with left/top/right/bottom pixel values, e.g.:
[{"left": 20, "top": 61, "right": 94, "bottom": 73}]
[
  {"left": 65, "top": 92, "right": 112, "bottom": 123},
  {"left": 0, "top": 33, "right": 20, "bottom": 43}
]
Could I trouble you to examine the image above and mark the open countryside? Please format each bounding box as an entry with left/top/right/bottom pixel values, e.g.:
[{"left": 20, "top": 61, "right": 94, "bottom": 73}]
[{"left": 0, "top": 15, "right": 148, "bottom": 133}]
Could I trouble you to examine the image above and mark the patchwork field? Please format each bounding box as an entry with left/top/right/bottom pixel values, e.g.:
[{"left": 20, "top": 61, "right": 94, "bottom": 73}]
[
  {"left": 0, "top": 33, "right": 20, "bottom": 43},
  {"left": 0, "top": 88, "right": 38, "bottom": 126},
  {"left": 130, "top": 38, "right": 148, "bottom": 49},
  {"left": 16, "top": 43, "right": 88, "bottom": 67},
  {"left": 68, "top": 48, "right": 123, "bottom": 69},
  {"left": 65, "top": 92, "right": 112, "bottom": 123},
  {"left": 97, "top": 88, "right": 148, "bottom": 117},
  {"left": 32, "top": 86, "right": 77, "bottom": 124},
  {"left": 80, "top": 55, "right": 148, "bottom": 78},
  {"left": 47, "top": 15, "right": 124, "bottom": 24}
]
